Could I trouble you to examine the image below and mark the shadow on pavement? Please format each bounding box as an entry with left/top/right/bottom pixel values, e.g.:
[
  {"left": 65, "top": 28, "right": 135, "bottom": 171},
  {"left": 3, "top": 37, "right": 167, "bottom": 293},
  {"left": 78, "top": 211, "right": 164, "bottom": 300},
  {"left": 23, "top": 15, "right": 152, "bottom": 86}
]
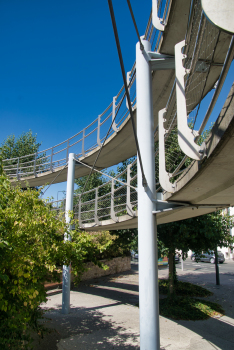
[
  {"left": 33, "top": 303, "right": 139, "bottom": 350},
  {"left": 33, "top": 266, "right": 234, "bottom": 349}
]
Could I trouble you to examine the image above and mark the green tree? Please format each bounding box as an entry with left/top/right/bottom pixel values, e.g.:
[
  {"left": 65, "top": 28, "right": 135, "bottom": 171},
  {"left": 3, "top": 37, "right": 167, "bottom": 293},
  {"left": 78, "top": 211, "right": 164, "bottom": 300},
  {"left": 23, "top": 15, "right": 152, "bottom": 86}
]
[
  {"left": 157, "top": 211, "right": 234, "bottom": 296},
  {"left": 0, "top": 130, "right": 46, "bottom": 178},
  {"left": 0, "top": 130, "right": 41, "bottom": 160},
  {"left": 108, "top": 228, "right": 138, "bottom": 256},
  {"left": 116, "top": 157, "right": 137, "bottom": 182},
  {"left": 74, "top": 171, "right": 109, "bottom": 202}
]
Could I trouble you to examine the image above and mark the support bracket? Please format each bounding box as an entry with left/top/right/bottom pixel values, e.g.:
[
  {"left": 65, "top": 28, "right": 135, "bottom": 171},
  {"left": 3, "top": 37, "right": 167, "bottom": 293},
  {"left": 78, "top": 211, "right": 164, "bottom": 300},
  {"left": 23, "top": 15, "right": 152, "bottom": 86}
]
[
  {"left": 152, "top": 193, "right": 188, "bottom": 213},
  {"left": 148, "top": 51, "right": 218, "bottom": 72},
  {"left": 148, "top": 51, "right": 175, "bottom": 71},
  {"left": 126, "top": 71, "right": 133, "bottom": 109},
  {"left": 112, "top": 96, "right": 119, "bottom": 132},
  {"left": 152, "top": 0, "right": 165, "bottom": 31},
  {"left": 175, "top": 40, "right": 206, "bottom": 160},
  {"left": 158, "top": 108, "right": 176, "bottom": 193}
]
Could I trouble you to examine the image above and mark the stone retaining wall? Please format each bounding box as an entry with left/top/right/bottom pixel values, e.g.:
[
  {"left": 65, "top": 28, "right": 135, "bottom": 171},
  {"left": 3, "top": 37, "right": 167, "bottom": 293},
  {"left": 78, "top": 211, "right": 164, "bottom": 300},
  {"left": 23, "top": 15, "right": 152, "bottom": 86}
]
[{"left": 79, "top": 256, "right": 131, "bottom": 281}]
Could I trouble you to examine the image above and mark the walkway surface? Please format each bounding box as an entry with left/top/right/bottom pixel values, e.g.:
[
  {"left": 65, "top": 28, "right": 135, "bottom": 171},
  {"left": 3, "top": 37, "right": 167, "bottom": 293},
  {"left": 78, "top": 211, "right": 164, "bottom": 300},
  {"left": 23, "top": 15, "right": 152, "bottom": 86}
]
[{"left": 34, "top": 261, "right": 234, "bottom": 350}]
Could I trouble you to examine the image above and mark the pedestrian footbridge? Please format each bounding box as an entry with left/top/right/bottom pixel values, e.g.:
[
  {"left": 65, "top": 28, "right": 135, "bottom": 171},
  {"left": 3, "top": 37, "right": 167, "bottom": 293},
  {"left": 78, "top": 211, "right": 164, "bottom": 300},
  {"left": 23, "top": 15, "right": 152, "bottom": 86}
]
[{"left": 3, "top": 0, "right": 234, "bottom": 230}]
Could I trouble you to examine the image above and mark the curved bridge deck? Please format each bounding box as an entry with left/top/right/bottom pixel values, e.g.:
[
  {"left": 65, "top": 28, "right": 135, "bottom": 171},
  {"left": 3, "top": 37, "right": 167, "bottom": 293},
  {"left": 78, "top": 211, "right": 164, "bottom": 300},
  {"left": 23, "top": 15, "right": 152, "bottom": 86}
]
[
  {"left": 80, "top": 84, "right": 234, "bottom": 230},
  {"left": 3, "top": 0, "right": 234, "bottom": 230}
]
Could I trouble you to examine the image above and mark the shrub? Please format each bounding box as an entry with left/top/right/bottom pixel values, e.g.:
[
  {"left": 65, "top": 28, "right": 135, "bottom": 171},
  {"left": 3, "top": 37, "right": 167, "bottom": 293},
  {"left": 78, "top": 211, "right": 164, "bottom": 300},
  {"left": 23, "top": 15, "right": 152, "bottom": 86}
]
[{"left": 0, "top": 172, "right": 113, "bottom": 349}]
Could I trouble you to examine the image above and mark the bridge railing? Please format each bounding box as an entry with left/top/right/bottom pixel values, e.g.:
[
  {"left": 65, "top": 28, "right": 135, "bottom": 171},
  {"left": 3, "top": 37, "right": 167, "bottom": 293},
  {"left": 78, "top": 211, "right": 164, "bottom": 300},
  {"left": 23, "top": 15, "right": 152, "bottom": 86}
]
[
  {"left": 49, "top": 0, "right": 234, "bottom": 227},
  {"left": 154, "top": 0, "right": 234, "bottom": 192},
  {"left": 2, "top": 66, "right": 136, "bottom": 179},
  {"left": 145, "top": 0, "right": 172, "bottom": 52},
  {"left": 75, "top": 160, "right": 138, "bottom": 227},
  {"left": 49, "top": 160, "right": 138, "bottom": 227}
]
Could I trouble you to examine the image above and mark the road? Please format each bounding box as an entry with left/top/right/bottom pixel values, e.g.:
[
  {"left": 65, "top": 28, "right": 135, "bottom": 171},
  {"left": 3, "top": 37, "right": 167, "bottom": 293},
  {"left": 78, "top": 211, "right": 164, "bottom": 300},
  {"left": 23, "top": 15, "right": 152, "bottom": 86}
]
[
  {"left": 131, "top": 258, "right": 234, "bottom": 275},
  {"left": 176, "top": 258, "right": 234, "bottom": 274}
]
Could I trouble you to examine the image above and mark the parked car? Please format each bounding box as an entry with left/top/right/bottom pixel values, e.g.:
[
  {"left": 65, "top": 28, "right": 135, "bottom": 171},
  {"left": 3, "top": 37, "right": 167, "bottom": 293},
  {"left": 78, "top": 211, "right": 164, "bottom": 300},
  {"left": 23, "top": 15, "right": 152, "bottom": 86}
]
[
  {"left": 131, "top": 250, "right": 138, "bottom": 259},
  {"left": 168, "top": 254, "right": 180, "bottom": 264},
  {"left": 191, "top": 251, "right": 225, "bottom": 264}
]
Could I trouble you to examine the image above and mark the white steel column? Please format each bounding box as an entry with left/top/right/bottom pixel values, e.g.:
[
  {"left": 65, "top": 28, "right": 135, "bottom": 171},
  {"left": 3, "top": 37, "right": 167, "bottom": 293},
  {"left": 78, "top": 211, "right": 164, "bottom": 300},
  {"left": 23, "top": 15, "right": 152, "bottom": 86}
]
[
  {"left": 136, "top": 39, "right": 160, "bottom": 350},
  {"left": 62, "top": 153, "right": 75, "bottom": 314}
]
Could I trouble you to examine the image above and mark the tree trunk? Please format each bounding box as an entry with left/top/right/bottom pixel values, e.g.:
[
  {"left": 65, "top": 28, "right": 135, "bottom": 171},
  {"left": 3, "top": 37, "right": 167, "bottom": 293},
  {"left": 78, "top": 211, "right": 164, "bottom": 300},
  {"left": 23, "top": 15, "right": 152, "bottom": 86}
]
[{"left": 168, "top": 250, "right": 174, "bottom": 296}]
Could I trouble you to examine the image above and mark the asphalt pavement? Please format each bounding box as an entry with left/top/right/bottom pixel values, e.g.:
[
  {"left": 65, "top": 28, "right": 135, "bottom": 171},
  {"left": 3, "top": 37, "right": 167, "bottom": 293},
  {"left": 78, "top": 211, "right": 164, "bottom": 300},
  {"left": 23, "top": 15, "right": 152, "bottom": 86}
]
[{"left": 33, "top": 259, "right": 234, "bottom": 350}]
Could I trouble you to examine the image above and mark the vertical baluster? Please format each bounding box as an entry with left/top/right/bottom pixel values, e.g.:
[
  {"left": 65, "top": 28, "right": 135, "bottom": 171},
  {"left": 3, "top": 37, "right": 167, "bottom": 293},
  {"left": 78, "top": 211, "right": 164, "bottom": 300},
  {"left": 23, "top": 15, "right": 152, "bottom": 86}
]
[
  {"left": 95, "top": 188, "right": 100, "bottom": 225},
  {"left": 126, "top": 164, "right": 134, "bottom": 216},
  {"left": 112, "top": 96, "right": 118, "bottom": 132},
  {"left": 78, "top": 196, "right": 84, "bottom": 228},
  {"left": 63, "top": 199, "right": 66, "bottom": 213},
  {"left": 82, "top": 129, "right": 85, "bottom": 157},
  {"left": 126, "top": 71, "right": 132, "bottom": 109},
  {"left": 17, "top": 157, "right": 20, "bottom": 180},
  {"left": 111, "top": 179, "right": 118, "bottom": 222},
  {"left": 50, "top": 147, "right": 54, "bottom": 172},
  {"left": 97, "top": 115, "right": 102, "bottom": 147},
  {"left": 66, "top": 140, "right": 70, "bottom": 163},
  {"left": 34, "top": 153, "right": 37, "bottom": 177}
]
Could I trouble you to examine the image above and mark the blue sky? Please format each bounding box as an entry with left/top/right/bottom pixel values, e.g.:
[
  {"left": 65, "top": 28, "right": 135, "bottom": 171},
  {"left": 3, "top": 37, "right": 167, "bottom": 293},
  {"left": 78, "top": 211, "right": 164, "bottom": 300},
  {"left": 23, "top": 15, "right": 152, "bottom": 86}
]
[
  {"left": 0, "top": 0, "right": 152, "bottom": 199},
  {"left": 0, "top": 0, "right": 233, "bottom": 200},
  {"left": 0, "top": 0, "right": 151, "bottom": 147}
]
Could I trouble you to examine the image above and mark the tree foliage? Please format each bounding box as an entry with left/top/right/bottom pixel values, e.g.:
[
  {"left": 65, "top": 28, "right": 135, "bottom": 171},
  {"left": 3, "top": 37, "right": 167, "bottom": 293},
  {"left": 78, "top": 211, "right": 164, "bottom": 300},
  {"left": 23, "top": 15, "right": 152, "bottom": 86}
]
[
  {"left": 108, "top": 228, "right": 138, "bottom": 255},
  {"left": 0, "top": 168, "right": 116, "bottom": 349},
  {"left": 157, "top": 211, "right": 234, "bottom": 295},
  {"left": 0, "top": 130, "right": 46, "bottom": 178},
  {"left": 0, "top": 130, "right": 41, "bottom": 160}
]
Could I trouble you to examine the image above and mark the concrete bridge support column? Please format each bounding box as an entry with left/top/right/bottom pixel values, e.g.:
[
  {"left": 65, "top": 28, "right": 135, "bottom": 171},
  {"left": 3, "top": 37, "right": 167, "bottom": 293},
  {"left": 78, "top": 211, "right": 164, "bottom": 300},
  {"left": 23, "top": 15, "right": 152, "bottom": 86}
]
[
  {"left": 136, "top": 39, "right": 160, "bottom": 350},
  {"left": 62, "top": 153, "right": 75, "bottom": 314}
]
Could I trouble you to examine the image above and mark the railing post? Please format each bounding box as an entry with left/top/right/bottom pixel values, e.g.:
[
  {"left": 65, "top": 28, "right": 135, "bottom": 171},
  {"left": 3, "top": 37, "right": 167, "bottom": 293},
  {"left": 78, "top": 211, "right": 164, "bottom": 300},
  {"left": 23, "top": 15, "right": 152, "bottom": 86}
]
[
  {"left": 63, "top": 199, "right": 66, "bottom": 212},
  {"left": 78, "top": 195, "right": 84, "bottom": 228},
  {"left": 34, "top": 153, "right": 37, "bottom": 177},
  {"left": 111, "top": 179, "right": 118, "bottom": 222},
  {"left": 175, "top": 40, "right": 206, "bottom": 160},
  {"left": 50, "top": 147, "right": 54, "bottom": 172},
  {"left": 136, "top": 39, "right": 160, "bottom": 350},
  {"left": 94, "top": 188, "right": 100, "bottom": 225},
  {"left": 112, "top": 96, "right": 118, "bottom": 132},
  {"left": 62, "top": 153, "right": 75, "bottom": 315},
  {"left": 126, "top": 71, "right": 132, "bottom": 109},
  {"left": 17, "top": 158, "right": 20, "bottom": 180},
  {"left": 66, "top": 140, "right": 70, "bottom": 163},
  {"left": 82, "top": 129, "right": 85, "bottom": 157},
  {"left": 97, "top": 115, "right": 102, "bottom": 147},
  {"left": 152, "top": 0, "right": 165, "bottom": 31},
  {"left": 126, "top": 164, "right": 134, "bottom": 216}
]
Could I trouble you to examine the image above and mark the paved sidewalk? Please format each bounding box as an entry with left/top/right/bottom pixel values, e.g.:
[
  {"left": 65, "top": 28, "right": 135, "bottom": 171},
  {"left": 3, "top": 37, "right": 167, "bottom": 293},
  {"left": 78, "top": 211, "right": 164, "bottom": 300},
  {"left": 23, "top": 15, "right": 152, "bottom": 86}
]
[{"left": 34, "top": 262, "right": 234, "bottom": 350}]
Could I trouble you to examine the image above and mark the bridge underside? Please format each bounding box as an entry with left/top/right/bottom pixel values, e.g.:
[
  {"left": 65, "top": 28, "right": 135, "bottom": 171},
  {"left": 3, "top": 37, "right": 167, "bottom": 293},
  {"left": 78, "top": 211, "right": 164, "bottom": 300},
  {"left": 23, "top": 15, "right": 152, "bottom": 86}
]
[
  {"left": 7, "top": 0, "right": 234, "bottom": 232},
  {"left": 83, "top": 84, "right": 234, "bottom": 231},
  {"left": 13, "top": 0, "right": 232, "bottom": 189}
]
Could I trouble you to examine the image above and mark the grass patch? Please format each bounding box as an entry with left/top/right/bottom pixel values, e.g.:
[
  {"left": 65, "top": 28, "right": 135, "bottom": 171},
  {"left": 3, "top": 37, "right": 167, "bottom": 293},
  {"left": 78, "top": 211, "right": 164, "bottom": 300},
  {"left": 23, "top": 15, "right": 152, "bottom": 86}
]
[
  {"left": 159, "top": 279, "right": 213, "bottom": 297},
  {"left": 159, "top": 296, "right": 224, "bottom": 320}
]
